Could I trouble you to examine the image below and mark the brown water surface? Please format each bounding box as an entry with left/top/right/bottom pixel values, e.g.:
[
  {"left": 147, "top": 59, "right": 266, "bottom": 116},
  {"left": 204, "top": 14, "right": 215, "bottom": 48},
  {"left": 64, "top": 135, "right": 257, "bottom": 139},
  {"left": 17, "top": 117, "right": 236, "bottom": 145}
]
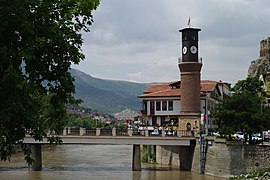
[{"left": 0, "top": 145, "right": 227, "bottom": 180}]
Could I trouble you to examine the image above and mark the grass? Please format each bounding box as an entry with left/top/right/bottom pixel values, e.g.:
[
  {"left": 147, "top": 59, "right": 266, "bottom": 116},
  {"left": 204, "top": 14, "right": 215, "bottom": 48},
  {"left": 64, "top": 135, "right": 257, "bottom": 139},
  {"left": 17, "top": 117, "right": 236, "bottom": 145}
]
[{"left": 230, "top": 168, "right": 270, "bottom": 179}]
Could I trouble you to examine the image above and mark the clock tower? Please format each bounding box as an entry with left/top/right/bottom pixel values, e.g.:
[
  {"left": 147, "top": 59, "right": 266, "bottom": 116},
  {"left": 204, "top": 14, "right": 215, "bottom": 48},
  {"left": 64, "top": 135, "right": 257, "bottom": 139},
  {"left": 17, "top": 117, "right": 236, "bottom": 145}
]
[{"left": 178, "top": 27, "right": 202, "bottom": 131}]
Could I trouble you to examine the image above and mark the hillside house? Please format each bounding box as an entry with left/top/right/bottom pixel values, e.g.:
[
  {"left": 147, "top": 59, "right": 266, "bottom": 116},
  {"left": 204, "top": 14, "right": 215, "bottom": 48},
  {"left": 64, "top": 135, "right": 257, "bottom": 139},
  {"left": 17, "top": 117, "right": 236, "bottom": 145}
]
[{"left": 138, "top": 80, "right": 230, "bottom": 132}]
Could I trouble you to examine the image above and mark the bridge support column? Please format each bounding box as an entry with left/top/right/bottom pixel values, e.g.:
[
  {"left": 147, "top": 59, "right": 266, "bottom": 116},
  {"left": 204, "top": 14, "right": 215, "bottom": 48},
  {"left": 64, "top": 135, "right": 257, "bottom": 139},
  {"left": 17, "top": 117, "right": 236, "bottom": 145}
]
[
  {"left": 132, "top": 145, "right": 141, "bottom": 171},
  {"left": 29, "top": 144, "right": 42, "bottom": 171}
]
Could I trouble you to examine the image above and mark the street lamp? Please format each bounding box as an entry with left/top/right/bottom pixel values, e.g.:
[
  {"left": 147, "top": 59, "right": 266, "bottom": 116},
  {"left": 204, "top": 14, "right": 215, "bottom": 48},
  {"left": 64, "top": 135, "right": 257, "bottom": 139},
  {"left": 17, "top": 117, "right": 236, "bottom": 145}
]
[{"left": 205, "top": 93, "right": 210, "bottom": 135}]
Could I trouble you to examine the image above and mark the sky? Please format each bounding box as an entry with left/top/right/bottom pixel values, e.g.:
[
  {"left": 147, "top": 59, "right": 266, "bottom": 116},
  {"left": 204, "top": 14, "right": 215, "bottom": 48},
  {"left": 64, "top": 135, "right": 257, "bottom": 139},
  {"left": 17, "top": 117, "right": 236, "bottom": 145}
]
[{"left": 73, "top": 0, "right": 270, "bottom": 85}]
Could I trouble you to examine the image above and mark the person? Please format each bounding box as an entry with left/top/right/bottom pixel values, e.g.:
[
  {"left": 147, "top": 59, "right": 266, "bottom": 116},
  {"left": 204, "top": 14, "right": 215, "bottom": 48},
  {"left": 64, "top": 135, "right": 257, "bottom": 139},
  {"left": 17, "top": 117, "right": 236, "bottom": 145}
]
[
  {"left": 191, "top": 127, "right": 195, "bottom": 137},
  {"left": 158, "top": 126, "right": 162, "bottom": 135}
]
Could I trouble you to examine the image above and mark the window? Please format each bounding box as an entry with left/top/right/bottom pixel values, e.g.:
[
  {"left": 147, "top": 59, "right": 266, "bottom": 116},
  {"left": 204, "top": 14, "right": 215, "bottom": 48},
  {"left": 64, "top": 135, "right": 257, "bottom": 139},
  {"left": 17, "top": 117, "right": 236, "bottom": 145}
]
[
  {"left": 162, "top": 101, "right": 167, "bottom": 111},
  {"left": 150, "top": 101, "right": 154, "bottom": 110},
  {"left": 168, "top": 101, "right": 173, "bottom": 111},
  {"left": 156, "top": 101, "right": 161, "bottom": 111}
]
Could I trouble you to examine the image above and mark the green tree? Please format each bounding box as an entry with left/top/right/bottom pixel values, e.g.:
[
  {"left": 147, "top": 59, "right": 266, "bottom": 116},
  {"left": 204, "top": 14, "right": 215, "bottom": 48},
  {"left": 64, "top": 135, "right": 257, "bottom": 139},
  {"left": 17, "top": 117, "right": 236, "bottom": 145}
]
[
  {"left": 213, "top": 77, "right": 270, "bottom": 143},
  {"left": 0, "top": 0, "right": 99, "bottom": 163},
  {"left": 67, "top": 116, "right": 95, "bottom": 129}
]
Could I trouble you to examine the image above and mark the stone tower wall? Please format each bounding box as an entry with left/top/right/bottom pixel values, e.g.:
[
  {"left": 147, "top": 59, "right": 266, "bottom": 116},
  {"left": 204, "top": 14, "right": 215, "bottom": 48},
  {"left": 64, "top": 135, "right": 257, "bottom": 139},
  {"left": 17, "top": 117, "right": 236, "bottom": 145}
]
[
  {"left": 179, "top": 62, "right": 202, "bottom": 113},
  {"left": 260, "top": 37, "right": 270, "bottom": 59}
]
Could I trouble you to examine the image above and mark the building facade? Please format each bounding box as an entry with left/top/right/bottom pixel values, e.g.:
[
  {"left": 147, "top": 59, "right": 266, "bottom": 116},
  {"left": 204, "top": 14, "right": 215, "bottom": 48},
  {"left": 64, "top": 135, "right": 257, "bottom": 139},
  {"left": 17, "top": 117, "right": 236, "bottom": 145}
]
[{"left": 138, "top": 80, "right": 230, "bottom": 132}]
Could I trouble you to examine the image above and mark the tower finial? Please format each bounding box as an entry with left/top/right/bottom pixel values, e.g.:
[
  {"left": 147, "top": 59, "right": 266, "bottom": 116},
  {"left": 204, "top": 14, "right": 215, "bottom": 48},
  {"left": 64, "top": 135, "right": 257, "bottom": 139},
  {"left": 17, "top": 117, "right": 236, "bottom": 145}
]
[{"left": 187, "top": 17, "right": 191, "bottom": 28}]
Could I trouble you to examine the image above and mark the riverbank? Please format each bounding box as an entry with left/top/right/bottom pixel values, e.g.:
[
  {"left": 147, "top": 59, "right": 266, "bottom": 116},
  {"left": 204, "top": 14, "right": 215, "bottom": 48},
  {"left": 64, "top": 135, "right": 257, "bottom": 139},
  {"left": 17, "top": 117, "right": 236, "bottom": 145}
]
[{"left": 230, "top": 168, "right": 270, "bottom": 180}]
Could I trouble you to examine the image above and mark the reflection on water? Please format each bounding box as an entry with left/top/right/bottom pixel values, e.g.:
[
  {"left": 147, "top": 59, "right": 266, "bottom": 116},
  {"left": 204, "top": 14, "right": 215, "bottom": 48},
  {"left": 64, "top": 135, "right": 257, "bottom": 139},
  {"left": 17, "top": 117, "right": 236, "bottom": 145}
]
[{"left": 0, "top": 145, "right": 227, "bottom": 180}]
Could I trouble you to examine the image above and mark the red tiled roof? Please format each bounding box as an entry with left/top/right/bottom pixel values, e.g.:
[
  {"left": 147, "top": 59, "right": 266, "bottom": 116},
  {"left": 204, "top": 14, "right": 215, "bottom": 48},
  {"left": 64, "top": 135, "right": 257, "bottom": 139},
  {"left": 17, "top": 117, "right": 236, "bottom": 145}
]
[
  {"left": 143, "top": 82, "right": 175, "bottom": 94},
  {"left": 138, "top": 80, "right": 219, "bottom": 98},
  {"left": 201, "top": 80, "right": 218, "bottom": 92}
]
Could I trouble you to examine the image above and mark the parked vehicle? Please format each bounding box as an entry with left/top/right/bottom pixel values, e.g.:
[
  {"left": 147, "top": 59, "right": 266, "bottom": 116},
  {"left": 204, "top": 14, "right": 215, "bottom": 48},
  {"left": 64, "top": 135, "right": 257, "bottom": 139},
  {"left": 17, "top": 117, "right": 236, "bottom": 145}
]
[
  {"left": 263, "top": 131, "right": 270, "bottom": 142},
  {"left": 252, "top": 133, "right": 262, "bottom": 142},
  {"left": 232, "top": 132, "right": 244, "bottom": 140}
]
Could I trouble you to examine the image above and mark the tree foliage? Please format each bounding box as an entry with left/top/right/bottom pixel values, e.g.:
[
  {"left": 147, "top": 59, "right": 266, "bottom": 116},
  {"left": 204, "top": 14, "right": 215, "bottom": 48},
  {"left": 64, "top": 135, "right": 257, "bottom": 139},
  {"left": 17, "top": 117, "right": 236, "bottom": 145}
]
[
  {"left": 0, "top": 0, "right": 99, "bottom": 163},
  {"left": 66, "top": 113, "right": 126, "bottom": 130},
  {"left": 67, "top": 114, "right": 103, "bottom": 129},
  {"left": 212, "top": 77, "right": 270, "bottom": 140}
]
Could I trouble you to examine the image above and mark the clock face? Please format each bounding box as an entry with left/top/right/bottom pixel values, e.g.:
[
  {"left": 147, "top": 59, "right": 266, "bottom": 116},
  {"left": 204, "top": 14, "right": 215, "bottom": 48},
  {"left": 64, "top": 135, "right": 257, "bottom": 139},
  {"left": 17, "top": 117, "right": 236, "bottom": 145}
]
[
  {"left": 182, "top": 46, "right": 187, "bottom": 55},
  {"left": 190, "top": 46, "right": 197, "bottom": 54}
]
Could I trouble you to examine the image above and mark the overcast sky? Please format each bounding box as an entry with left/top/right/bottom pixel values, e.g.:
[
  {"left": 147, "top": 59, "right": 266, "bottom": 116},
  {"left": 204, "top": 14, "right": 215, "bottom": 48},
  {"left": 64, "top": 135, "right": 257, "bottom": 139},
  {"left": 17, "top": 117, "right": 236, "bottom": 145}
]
[{"left": 72, "top": 0, "right": 270, "bottom": 85}]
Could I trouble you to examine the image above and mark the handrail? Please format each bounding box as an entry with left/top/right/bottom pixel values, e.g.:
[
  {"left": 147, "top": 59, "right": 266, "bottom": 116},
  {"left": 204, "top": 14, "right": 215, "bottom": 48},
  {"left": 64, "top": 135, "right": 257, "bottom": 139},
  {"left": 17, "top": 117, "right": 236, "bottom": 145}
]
[{"left": 26, "top": 128, "right": 194, "bottom": 138}]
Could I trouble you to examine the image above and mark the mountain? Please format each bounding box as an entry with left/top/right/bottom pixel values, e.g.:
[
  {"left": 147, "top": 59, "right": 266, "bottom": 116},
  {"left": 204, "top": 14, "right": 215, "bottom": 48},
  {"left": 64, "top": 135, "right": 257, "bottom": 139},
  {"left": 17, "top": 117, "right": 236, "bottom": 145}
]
[{"left": 70, "top": 69, "right": 150, "bottom": 114}]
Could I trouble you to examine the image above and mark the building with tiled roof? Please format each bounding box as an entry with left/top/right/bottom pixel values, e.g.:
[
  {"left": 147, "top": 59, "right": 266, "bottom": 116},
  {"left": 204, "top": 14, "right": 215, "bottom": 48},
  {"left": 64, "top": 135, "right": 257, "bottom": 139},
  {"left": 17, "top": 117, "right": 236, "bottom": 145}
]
[{"left": 138, "top": 80, "right": 231, "bottom": 131}]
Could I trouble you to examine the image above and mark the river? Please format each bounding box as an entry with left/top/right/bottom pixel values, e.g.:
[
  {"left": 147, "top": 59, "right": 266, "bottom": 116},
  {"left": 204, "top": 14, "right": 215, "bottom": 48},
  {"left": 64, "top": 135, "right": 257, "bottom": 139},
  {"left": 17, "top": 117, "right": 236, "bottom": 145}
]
[{"left": 0, "top": 145, "right": 227, "bottom": 180}]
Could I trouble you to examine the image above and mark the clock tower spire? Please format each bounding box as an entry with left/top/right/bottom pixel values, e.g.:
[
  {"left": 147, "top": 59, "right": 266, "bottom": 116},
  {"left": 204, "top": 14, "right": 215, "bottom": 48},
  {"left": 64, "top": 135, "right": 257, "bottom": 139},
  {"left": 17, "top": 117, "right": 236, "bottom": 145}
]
[{"left": 178, "top": 27, "right": 202, "bottom": 131}]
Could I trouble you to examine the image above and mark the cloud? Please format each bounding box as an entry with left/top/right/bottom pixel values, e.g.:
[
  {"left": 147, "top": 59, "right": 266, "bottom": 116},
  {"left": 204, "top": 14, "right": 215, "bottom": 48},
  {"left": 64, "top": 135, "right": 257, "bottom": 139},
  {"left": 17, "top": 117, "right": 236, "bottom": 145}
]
[{"left": 74, "top": 0, "right": 270, "bottom": 85}]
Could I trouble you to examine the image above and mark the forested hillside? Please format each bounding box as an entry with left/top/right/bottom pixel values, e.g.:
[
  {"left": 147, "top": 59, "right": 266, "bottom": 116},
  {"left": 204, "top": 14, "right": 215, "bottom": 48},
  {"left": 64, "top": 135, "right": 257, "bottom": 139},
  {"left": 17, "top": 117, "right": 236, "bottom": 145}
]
[{"left": 71, "top": 69, "right": 150, "bottom": 114}]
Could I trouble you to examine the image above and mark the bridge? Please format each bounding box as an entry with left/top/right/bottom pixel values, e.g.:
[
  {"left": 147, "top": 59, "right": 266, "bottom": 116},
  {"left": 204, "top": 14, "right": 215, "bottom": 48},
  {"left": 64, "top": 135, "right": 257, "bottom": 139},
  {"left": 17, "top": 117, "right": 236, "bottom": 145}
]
[{"left": 24, "top": 128, "right": 196, "bottom": 171}]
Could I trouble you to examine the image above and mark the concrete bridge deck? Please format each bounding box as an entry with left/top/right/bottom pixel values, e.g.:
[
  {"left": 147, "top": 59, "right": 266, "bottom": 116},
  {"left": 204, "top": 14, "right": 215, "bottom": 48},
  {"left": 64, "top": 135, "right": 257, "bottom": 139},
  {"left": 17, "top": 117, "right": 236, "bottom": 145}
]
[
  {"left": 24, "top": 135, "right": 194, "bottom": 146},
  {"left": 24, "top": 128, "right": 195, "bottom": 146}
]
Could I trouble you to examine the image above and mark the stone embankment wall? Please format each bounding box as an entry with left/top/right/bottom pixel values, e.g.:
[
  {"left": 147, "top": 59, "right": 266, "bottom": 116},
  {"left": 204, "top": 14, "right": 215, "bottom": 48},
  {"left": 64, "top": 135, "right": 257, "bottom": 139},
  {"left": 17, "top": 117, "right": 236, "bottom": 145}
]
[
  {"left": 156, "top": 138, "right": 270, "bottom": 178},
  {"left": 193, "top": 138, "right": 270, "bottom": 178}
]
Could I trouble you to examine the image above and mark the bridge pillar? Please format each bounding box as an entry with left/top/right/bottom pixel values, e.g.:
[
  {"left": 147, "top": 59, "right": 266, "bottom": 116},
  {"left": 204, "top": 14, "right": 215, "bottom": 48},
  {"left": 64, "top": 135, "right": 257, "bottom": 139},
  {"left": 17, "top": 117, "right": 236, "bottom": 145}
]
[
  {"left": 29, "top": 144, "right": 42, "bottom": 171},
  {"left": 132, "top": 145, "right": 141, "bottom": 171}
]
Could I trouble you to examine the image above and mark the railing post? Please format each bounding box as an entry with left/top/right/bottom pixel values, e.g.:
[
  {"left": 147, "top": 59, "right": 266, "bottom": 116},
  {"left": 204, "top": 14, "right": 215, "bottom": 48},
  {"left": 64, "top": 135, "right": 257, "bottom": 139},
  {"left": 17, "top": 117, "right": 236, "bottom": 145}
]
[
  {"left": 177, "top": 130, "right": 181, "bottom": 137},
  {"left": 145, "top": 129, "right": 149, "bottom": 137},
  {"left": 112, "top": 127, "right": 116, "bottom": 136},
  {"left": 68, "top": 127, "right": 71, "bottom": 134},
  {"left": 162, "top": 130, "right": 166, "bottom": 137},
  {"left": 63, "top": 127, "right": 66, "bottom": 135},
  {"left": 128, "top": 128, "right": 133, "bottom": 136},
  {"left": 80, "top": 128, "right": 84, "bottom": 136},
  {"left": 96, "top": 128, "right": 100, "bottom": 136}
]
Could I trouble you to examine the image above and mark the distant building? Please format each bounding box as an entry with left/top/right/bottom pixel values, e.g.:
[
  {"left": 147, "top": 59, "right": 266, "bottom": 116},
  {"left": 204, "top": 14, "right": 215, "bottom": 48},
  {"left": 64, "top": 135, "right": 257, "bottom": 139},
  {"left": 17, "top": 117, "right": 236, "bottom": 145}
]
[{"left": 138, "top": 80, "right": 230, "bottom": 132}]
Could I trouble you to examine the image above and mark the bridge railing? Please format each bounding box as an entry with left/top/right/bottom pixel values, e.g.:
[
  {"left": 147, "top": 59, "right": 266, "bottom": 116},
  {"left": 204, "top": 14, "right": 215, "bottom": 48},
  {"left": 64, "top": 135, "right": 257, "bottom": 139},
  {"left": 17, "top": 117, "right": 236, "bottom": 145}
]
[
  {"left": 100, "top": 129, "right": 113, "bottom": 136},
  {"left": 37, "top": 128, "right": 194, "bottom": 138},
  {"left": 85, "top": 129, "right": 96, "bottom": 136},
  {"left": 116, "top": 129, "right": 129, "bottom": 136}
]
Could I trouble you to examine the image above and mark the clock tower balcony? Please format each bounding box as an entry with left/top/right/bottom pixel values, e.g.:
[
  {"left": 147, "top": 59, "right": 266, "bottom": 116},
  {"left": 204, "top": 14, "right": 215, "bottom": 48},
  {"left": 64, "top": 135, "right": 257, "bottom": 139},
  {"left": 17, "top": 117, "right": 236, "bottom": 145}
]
[{"left": 178, "top": 57, "right": 202, "bottom": 64}]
